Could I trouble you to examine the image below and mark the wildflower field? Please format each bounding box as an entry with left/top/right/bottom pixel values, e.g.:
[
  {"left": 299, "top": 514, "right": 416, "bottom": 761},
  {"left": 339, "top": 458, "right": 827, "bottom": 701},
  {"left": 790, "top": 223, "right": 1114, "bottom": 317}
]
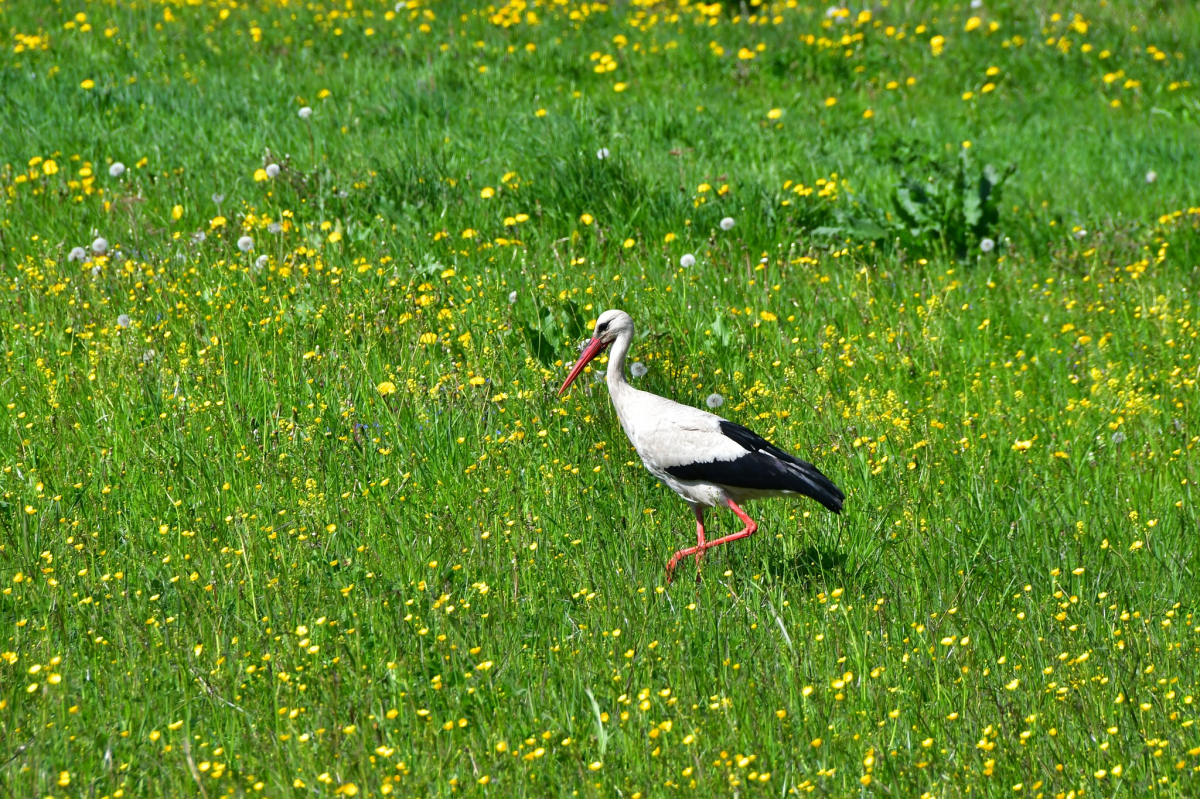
[{"left": 3, "top": 0, "right": 1200, "bottom": 796}]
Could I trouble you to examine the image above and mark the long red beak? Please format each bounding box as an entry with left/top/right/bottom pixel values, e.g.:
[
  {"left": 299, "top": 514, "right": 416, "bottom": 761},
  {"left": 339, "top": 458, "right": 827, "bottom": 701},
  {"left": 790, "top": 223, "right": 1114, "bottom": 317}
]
[{"left": 558, "top": 338, "right": 609, "bottom": 395}]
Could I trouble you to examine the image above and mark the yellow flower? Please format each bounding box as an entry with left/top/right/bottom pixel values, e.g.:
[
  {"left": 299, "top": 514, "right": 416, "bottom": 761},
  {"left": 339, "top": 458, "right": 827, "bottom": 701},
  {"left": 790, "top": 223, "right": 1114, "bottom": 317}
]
[
  {"left": 377, "top": 381, "right": 397, "bottom": 396},
  {"left": 759, "top": 311, "right": 777, "bottom": 322},
  {"left": 461, "top": 229, "right": 476, "bottom": 239},
  {"left": 253, "top": 168, "right": 268, "bottom": 182},
  {"left": 623, "top": 238, "right": 635, "bottom": 249},
  {"left": 767, "top": 108, "right": 783, "bottom": 120},
  {"left": 210, "top": 216, "right": 227, "bottom": 229},
  {"left": 328, "top": 230, "right": 342, "bottom": 243},
  {"left": 171, "top": 205, "right": 183, "bottom": 221},
  {"left": 1006, "top": 679, "right": 1020, "bottom": 690},
  {"left": 824, "top": 96, "right": 837, "bottom": 107},
  {"left": 80, "top": 79, "right": 95, "bottom": 89},
  {"left": 480, "top": 187, "right": 495, "bottom": 199},
  {"left": 863, "top": 109, "right": 874, "bottom": 119},
  {"left": 334, "top": 784, "right": 358, "bottom": 796},
  {"left": 419, "top": 333, "right": 438, "bottom": 345},
  {"left": 579, "top": 213, "right": 594, "bottom": 225},
  {"left": 588, "top": 761, "right": 603, "bottom": 771},
  {"left": 535, "top": 108, "right": 547, "bottom": 117},
  {"left": 613, "top": 82, "right": 627, "bottom": 92},
  {"left": 42, "top": 160, "right": 59, "bottom": 176}
]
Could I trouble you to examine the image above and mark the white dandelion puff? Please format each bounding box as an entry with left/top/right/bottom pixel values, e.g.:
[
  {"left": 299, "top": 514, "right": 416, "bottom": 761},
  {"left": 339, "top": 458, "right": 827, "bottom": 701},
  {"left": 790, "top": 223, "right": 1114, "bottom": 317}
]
[
  {"left": 1074, "top": 229, "right": 1087, "bottom": 240},
  {"left": 193, "top": 231, "right": 207, "bottom": 243},
  {"left": 92, "top": 237, "right": 109, "bottom": 254},
  {"left": 268, "top": 222, "right": 283, "bottom": 234},
  {"left": 117, "top": 314, "right": 131, "bottom": 328},
  {"left": 596, "top": 147, "right": 610, "bottom": 160},
  {"left": 970, "top": 0, "right": 983, "bottom": 8},
  {"left": 68, "top": 246, "right": 88, "bottom": 262},
  {"left": 719, "top": 216, "right": 735, "bottom": 231},
  {"left": 237, "top": 236, "right": 254, "bottom": 253},
  {"left": 680, "top": 253, "right": 696, "bottom": 268},
  {"left": 979, "top": 237, "right": 995, "bottom": 253},
  {"left": 255, "top": 255, "right": 269, "bottom": 269},
  {"left": 1145, "top": 170, "right": 1157, "bottom": 184},
  {"left": 265, "top": 163, "right": 281, "bottom": 178},
  {"left": 108, "top": 162, "right": 126, "bottom": 178},
  {"left": 631, "top": 362, "right": 648, "bottom": 378},
  {"left": 706, "top": 393, "right": 725, "bottom": 409},
  {"left": 299, "top": 106, "right": 313, "bottom": 119},
  {"left": 508, "top": 291, "right": 518, "bottom": 304},
  {"left": 91, "top": 265, "right": 101, "bottom": 277}
]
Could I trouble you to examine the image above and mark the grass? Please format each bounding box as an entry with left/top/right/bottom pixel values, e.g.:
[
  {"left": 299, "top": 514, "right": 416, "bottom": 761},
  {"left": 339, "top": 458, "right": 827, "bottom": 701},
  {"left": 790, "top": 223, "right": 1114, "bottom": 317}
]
[{"left": 2, "top": 0, "right": 1199, "bottom": 796}]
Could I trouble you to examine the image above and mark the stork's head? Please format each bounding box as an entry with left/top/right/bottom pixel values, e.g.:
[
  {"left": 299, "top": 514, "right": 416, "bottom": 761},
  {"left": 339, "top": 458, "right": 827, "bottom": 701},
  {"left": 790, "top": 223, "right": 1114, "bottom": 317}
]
[{"left": 558, "top": 309, "right": 633, "bottom": 395}]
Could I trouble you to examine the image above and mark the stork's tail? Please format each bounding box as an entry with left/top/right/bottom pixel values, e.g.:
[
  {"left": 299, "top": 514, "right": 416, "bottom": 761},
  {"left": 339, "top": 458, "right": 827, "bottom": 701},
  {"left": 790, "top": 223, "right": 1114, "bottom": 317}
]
[{"left": 787, "top": 459, "right": 845, "bottom": 513}]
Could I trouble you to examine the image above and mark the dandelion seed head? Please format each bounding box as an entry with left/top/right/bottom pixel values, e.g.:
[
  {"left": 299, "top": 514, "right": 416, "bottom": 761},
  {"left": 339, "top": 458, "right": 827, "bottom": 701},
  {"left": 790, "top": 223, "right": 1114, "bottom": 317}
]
[
  {"left": 720, "top": 216, "right": 735, "bottom": 231},
  {"left": 1074, "top": 229, "right": 1087, "bottom": 240},
  {"left": 68, "top": 246, "right": 88, "bottom": 262},
  {"left": 117, "top": 314, "right": 131, "bottom": 328},
  {"left": 597, "top": 147, "right": 610, "bottom": 160},
  {"left": 108, "top": 162, "right": 125, "bottom": 178},
  {"left": 237, "top": 236, "right": 254, "bottom": 252},
  {"left": 255, "top": 255, "right": 269, "bottom": 269},
  {"left": 706, "top": 393, "right": 725, "bottom": 409},
  {"left": 193, "top": 231, "right": 207, "bottom": 243},
  {"left": 631, "top": 362, "right": 648, "bottom": 378},
  {"left": 979, "top": 237, "right": 995, "bottom": 253},
  {"left": 508, "top": 291, "right": 518, "bottom": 304},
  {"left": 1145, "top": 170, "right": 1157, "bottom": 184},
  {"left": 680, "top": 253, "right": 696, "bottom": 268},
  {"left": 299, "top": 106, "right": 313, "bottom": 119},
  {"left": 265, "top": 163, "right": 281, "bottom": 178},
  {"left": 268, "top": 222, "right": 283, "bottom": 234},
  {"left": 92, "top": 237, "right": 109, "bottom": 254}
]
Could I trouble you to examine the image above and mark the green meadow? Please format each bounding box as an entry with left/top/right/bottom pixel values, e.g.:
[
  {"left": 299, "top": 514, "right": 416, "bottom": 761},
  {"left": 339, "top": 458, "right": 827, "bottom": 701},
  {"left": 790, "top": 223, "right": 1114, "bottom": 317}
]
[{"left": 1, "top": 0, "right": 1199, "bottom": 796}]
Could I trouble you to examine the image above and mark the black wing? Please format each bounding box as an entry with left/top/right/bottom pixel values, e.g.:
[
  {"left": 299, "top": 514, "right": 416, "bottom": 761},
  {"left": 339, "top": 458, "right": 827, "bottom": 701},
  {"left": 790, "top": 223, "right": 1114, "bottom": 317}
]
[{"left": 665, "top": 421, "right": 844, "bottom": 513}]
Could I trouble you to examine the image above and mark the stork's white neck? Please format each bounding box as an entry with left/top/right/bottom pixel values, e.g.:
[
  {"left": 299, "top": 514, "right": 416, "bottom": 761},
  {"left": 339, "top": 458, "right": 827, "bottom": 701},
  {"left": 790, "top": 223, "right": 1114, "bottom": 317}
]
[{"left": 605, "top": 325, "right": 633, "bottom": 399}]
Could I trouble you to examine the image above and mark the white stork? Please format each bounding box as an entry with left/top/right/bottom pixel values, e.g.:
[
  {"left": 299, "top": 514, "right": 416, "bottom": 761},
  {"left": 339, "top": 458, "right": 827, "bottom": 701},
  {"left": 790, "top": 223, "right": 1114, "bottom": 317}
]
[{"left": 558, "top": 309, "right": 845, "bottom": 582}]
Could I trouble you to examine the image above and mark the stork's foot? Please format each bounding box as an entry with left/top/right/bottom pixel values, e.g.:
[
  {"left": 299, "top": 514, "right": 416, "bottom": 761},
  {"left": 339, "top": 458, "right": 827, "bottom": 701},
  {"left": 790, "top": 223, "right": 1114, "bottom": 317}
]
[{"left": 664, "top": 501, "right": 758, "bottom": 586}]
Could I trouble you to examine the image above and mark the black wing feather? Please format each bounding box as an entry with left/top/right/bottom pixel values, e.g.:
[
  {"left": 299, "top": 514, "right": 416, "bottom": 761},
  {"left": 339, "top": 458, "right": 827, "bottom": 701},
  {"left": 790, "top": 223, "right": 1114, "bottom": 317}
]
[{"left": 666, "top": 421, "right": 844, "bottom": 513}]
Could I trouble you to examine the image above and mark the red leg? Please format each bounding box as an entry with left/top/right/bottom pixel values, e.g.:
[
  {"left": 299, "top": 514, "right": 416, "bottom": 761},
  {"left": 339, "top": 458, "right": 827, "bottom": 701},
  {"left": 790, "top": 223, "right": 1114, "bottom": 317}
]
[
  {"left": 666, "top": 502, "right": 758, "bottom": 583},
  {"left": 703, "top": 500, "right": 758, "bottom": 552},
  {"left": 665, "top": 507, "right": 706, "bottom": 584}
]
